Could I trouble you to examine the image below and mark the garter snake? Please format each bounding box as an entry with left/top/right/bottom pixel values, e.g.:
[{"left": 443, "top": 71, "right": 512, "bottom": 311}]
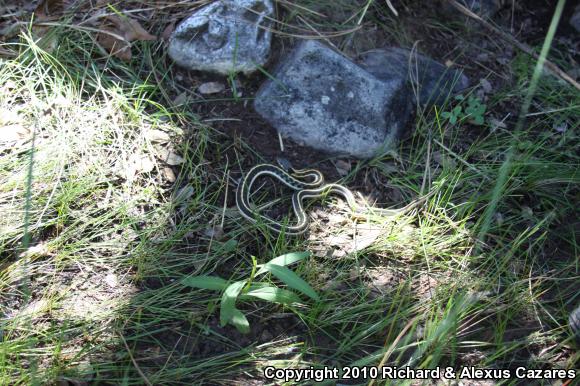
[{"left": 236, "top": 159, "right": 432, "bottom": 235}]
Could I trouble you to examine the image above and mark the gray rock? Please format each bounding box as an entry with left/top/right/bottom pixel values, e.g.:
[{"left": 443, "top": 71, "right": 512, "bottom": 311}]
[
  {"left": 570, "top": 6, "right": 580, "bottom": 33},
  {"left": 357, "top": 48, "right": 469, "bottom": 108},
  {"left": 254, "top": 40, "right": 412, "bottom": 159},
  {"left": 168, "top": 0, "right": 273, "bottom": 75}
]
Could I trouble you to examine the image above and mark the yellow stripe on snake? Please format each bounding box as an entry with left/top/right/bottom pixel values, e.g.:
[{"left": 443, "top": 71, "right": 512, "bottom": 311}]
[{"left": 236, "top": 160, "right": 432, "bottom": 235}]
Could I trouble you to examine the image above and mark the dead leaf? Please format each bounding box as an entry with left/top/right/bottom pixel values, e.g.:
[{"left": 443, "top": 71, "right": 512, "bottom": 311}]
[
  {"left": 155, "top": 147, "right": 184, "bottom": 165},
  {"left": 204, "top": 225, "right": 225, "bottom": 240},
  {"left": 161, "top": 21, "right": 175, "bottom": 41},
  {"left": 175, "top": 185, "right": 194, "bottom": 203},
  {"left": 127, "top": 154, "right": 155, "bottom": 177},
  {"left": 145, "top": 129, "right": 170, "bottom": 143},
  {"left": 35, "top": 0, "right": 63, "bottom": 20},
  {"left": 198, "top": 82, "right": 225, "bottom": 95},
  {"left": 344, "top": 227, "right": 382, "bottom": 254},
  {"left": 335, "top": 159, "right": 351, "bottom": 176},
  {"left": 97, "top": 15, "right": 156, "bottom": 61},
  {"left": 97, "top": 32, "right": 132, "bottom": 61},
  {"left": 120, "top": 17, "right": 156, "bottom": 42},
  {"left": 165, "top": 151, "right": 184, "bottom": 165},
  {"left": 30, "top": 0, "right": 67, "bottom": 51}
]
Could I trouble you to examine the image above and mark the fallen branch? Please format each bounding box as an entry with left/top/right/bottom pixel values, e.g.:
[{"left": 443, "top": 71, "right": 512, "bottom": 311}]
[{"left": 447, "top": 0, "right": 580, "bottom": 91}]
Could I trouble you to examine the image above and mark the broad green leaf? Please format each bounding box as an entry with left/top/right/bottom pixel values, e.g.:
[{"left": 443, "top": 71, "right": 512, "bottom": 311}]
[
  {"left": 257, "top": 251, "right": 310, "bottom": 275},
  {"left": 181, "top": 276, "right": 228, "bottom": 291},
  {"left": 242, "top": 286, "right": 302, "bottom": 305},
  {"left": 260, "top": 263, "right": 319, "bottom": 301},
  {"left": 220, "top": 280, "right": 246, "bottom": 327},
  {"left": 230, "top": 309, "right": 250, "bottom": 334}
]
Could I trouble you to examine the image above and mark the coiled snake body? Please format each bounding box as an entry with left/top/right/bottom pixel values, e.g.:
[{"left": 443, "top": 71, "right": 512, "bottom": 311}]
[{"left": 236, "top": 161, "right": 431, "bottom": 235}]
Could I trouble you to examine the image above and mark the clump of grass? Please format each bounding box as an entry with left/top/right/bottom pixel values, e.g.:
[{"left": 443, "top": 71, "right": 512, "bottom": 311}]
[{"left": 0, "top": 26, "right": 195, "bottom": 383}]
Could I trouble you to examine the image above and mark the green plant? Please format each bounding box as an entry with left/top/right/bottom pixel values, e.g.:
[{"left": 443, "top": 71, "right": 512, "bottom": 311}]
[
  {"left": 442, "top": 95, "right": 487, "bottom": 125},
  {"left": 180, "top": 252, "right": 319, "bottom": 333}
]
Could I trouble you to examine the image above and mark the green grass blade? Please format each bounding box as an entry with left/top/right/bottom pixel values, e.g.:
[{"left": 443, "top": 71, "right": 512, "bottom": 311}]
[
  {"left": 180, "top": 276, "right": 229, "bottom": 291},
  {"left": 475, "top": 0, "right": 566, "bottom": 249}
]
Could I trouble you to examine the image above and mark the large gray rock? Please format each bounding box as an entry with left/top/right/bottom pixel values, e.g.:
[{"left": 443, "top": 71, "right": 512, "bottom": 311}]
[
  {"left": 357, "top": 48, "right": 469, "bottom": 108},
  {"left": 254, "top": 40, "right": 412, "bottom": 159},
  {"left": 168, "top": 0, "right": 273, "bottom": 75}
]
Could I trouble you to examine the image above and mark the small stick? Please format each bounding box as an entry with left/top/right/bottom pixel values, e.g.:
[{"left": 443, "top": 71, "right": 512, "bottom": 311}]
[
  {"left": 447, "top": 0, "right": 580, "bottom": 91},
  {"left": 277, "top": 131, "right": 285, "bottom": 152}
]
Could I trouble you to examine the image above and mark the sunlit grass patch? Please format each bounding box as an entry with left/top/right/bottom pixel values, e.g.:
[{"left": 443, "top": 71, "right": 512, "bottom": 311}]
[{"left": 0, "top": 29, "right": 189, "bottom": 383}]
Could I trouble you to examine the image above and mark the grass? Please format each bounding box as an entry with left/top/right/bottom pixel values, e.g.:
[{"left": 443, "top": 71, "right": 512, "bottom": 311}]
[{"left": 0, "top": 1, "right": 579, "bottom": 384}]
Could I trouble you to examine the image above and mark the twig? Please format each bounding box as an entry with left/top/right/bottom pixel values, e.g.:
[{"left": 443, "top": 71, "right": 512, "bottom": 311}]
[{"left": 447, "top": 0, "right": 580, "bottom": 91}]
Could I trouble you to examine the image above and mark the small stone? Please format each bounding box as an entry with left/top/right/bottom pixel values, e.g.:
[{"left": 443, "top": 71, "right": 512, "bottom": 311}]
[
  {"left": 254, "top": 40, "right": 412, "bottom": 159},
  {"left": 145, "top": 129, "right": 171, "bottom": 143},
  {"left": 157, "top": 148, "right": 185, "bottom": 165},
  {"left": 172, "top": 92, "right": 189, "bottom": 106},
  {"left": 198, "top": 81, "right": 226, "bottom": 95},
  {"left": 165, "top": 152, "right": 184, "bottom": 165},
  {"left": 357, "top": 48, "right": 470, "bottom": 108},
  {"left": 480, "top": 78, "right": 493, "bottom": 94},
  {"left": 168, "top": 0, "right": 274, "bottom": 75},
  {"left": 162, "top": 167, "right": 177, "bottom": 182}
]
